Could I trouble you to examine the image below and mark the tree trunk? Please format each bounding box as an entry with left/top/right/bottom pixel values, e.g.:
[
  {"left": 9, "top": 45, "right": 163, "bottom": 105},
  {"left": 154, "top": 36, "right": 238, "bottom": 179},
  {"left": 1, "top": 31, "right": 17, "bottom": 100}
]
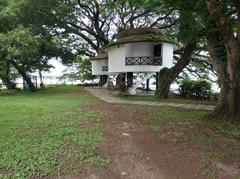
[
  {"left": 0, "top": 62, "right": 16, "bottom": 90},
  {"left": 1, "top": 77, "right": 16, "bottom": 90},
  {"left": 155, "top": 42, "right": 196, "bottom": 98},
  {"left": 206, "top": 28, "right": 231, "bottom": 117},
  {"left": 155, "top": 68, "right": 172, "bottom": 98},
  {"left": 205, "top": 0, "right": 240, "bottom": 117},
  {"left": 116, "top": 73, "right": 126, "bottom": 94},
  {"left": 207, "top": 30, "right": 240, "bottom": 117},
  {"left": 10, "top": 60, "right": 36, "bottom": 92},
  {"left": 116, "top": 73, "right": 126, "bottom": 88},
  {"left": 39, "top": 69, "right": 44, "bottom": 88}
]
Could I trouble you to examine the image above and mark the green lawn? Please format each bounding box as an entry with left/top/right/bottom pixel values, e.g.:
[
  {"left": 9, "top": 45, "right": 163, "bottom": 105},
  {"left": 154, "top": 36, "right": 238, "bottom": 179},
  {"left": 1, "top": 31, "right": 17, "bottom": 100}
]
[
  {"left": 118, "top": 95, "right": 217, "bottom": 105},
  {"left": 0, "top": 86, "right": 239, "bottom": 178},
  {"left": 0, "top": 86, "right": 106, "bottom": 178}
]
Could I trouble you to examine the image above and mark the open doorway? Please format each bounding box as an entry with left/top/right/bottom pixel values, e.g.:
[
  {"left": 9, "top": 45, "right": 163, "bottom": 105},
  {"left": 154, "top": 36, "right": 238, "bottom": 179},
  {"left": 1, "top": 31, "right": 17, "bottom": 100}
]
[{"left": 154, "top": 44, "right": 162, "bottom": 57}]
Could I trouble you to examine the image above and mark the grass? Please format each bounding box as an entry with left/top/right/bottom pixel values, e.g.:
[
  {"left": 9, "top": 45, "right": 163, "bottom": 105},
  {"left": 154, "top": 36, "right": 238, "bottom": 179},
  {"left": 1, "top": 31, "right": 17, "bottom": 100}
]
[
  {"left": 0, "top": 85, "right": 239, "bottom": 178},
  {"left": 0, "top": 85, "right": 107, "bottom": 178},
  {"left": 202, "top": 159, "right": 218, "bottom": 179},
  {"left": 118, "top": 95, "right": 217, "bottom": 105}
]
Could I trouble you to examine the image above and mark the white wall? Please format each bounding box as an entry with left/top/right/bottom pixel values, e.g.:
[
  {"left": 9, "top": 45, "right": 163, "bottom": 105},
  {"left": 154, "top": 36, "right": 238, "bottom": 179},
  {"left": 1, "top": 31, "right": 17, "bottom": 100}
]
[
  {"left": 106, "top": 42, "right": 174, "bottom": 73},
  {"left": 92, "top": 59, "right": 108, "bottom": 75},
  {"left": 162, "top": 43, "right": 174, "bottom": 68},
  {"left": 108, "top": 44, "right": 126, "bottom": 73}
]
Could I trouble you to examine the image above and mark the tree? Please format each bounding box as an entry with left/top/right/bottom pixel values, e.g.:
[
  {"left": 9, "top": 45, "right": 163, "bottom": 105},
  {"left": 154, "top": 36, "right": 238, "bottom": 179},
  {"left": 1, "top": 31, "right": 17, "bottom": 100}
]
[
  {"left": 31, "top": 0, "right": 180, "bottom": 89},
  {"left": 60, "top": 57, "right": 95, "bottom": 83},
  {"left": 160, "top": 0, "right": 240, "bottom": 118},
  {"left": 154, "top": 0, "right": 206, "bottom": 98},
  {"left": 204, "top": 0, "right": 240, "bottom": 118},
  {"left": 156, "top": 42, "right": 196, "bottom": 98},
  {"left": 29, "top": 0, "right": 176, "bottom": 55},
  {"left": 0, "top": 0, "right": 76, "bottom": 91},
  {"left": 0, "top": 61, "right": 17, "bottom": 90},
  {"left": 0, "top": 27, "right": 40, "bottom": 91}
]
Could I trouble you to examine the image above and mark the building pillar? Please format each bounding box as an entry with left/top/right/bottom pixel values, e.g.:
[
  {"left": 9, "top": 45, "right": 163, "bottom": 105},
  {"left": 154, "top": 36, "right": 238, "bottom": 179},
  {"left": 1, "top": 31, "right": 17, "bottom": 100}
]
[
  {"left": 100, "top": 75, "right": 108, "bottom": 86},
  {"left": 146, "top": 78, "right": 150, "bottom": 92},
  {"left": 102, "top": 75, "right": 108, "bottom": 86},
  {"left": 156, "top": 72, "right": 160, "bottom": 90},
  {"left": 127, "top": 72, "right": 133, "bottom": 87},
  {"left": 99, "top": 76, "right": 103, "bottom": 86}
]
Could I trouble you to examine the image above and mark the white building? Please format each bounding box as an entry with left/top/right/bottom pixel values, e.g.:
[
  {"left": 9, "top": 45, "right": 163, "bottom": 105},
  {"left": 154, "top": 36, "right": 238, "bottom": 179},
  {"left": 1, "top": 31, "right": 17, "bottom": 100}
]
[
  {"left": 92, "top": 28, "right": 177, "bottom": 94},
  {"left": 91, "top": 52, "right": 108, "bottom": 76},
  {"left": 91, "top": 52, "right": 109, "bottom": 86}
]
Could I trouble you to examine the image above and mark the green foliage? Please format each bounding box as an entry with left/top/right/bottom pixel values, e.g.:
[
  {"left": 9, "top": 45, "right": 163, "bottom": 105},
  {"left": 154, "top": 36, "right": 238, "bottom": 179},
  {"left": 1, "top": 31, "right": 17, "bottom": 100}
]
[
  {"left": 1, "top": 26, "right": 39, "bottom": 63},
  {"left": 60, "top": 57, "right": 95, "bottom": 83},
  {"left": 0, "top": 89, "right": 16, "bottom": 96},
  {"left": 0, "top": 0, "right": 76, "bottom": 89},
  {"left": 179, "top": 79, "right": 212, "bottom": 99}
]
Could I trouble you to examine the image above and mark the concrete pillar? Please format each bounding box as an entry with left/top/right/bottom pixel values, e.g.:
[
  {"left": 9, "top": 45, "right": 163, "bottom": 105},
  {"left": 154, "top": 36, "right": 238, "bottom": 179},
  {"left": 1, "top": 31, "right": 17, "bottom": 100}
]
[
  {"left": 146, "top": 78, "right": 150, "bottom": 92},
  {"left": 102, "top": 75, "right": 108, "bottom": 85},
  {"left": 99, "top": 76, "right": 103, "bottom": 86},
  {"left": 156, "top": 72, "right": 160, "bottom": 90},
  {"left": 100, "top": 75, "right": 108, "bottom": 86},
  {"left": 127, "top": 72, "right": 133, "bottom": 87}
]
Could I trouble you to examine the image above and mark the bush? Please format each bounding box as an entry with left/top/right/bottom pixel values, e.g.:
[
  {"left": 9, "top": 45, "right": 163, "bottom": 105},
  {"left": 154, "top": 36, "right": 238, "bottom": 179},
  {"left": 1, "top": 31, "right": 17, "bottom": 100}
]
[
  {"left": 78, "top": 83, "right": 99, "bottom": 87},
  {"left": 0, "top": 89, "right": 17, "bottom": 96},
  {"left": 179, "top": 79, "right": 212, "bottom": 99}
]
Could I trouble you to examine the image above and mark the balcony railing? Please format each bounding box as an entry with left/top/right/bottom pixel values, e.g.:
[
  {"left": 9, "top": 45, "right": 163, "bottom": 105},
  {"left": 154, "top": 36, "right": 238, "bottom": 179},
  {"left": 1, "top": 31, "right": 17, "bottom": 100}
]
[
  {"left": 125, "top": 56, "right": 162, "bottom": 66},
  {"left": 102, "top": 66, "right": 108, "bottom": 71}
]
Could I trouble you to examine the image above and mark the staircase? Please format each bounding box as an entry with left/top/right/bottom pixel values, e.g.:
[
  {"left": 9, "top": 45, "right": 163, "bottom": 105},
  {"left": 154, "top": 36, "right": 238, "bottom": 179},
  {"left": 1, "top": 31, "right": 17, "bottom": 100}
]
[{"left": 128, "top": 73, "right": 154, "bottom": 95}]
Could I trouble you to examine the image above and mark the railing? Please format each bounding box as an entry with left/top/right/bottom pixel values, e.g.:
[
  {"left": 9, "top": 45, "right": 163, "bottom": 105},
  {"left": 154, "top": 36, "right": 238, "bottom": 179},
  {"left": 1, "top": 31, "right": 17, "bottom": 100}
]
[
  {"left": 125, "top": 56, "right": 162, "bottom": 66},
  {"left": 102, "top": 66, "right": 108, "bottom": 71}
]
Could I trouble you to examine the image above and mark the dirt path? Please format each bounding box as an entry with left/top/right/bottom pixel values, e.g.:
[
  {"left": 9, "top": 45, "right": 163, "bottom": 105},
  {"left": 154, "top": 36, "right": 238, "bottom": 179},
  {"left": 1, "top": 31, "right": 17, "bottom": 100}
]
[
  {"left": 78, "top": 89, "right": 239, "bottom": 179},
  {"left": 79, "top": 103, "right": 213, "bottom": 179}
]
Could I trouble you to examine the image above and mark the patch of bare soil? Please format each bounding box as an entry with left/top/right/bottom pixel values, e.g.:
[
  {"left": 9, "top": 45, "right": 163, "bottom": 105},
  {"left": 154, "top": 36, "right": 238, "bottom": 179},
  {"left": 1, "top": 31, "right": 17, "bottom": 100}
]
[
  {"left": 76, "top": 92, "right": 239, "bottom": 179},
  {"left": 81, "top": 103, "right": 215, "bottom": 179},
  {"left": 66, "top": 89, "right": 90, "bottom": 96}
]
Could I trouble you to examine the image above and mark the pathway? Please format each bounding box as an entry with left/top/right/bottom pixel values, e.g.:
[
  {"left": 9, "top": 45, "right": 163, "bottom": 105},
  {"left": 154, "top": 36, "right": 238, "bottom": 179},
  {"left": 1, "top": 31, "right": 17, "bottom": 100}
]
[{"left": 84, "top": 87, "right": 215, "bottom": 111}]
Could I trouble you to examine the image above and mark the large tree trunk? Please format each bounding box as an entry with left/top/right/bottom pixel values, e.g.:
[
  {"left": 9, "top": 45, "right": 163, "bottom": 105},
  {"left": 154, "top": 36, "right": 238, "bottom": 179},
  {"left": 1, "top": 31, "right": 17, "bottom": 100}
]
[
  {"left": 205, "top": 0, "right": 240, "bottom": 117},
  {"left": 206, "top": 28, "right": 231, "bottom": 117},
  {"left": 155, "top": 42, "right": 196, "bottom": 98},
  {"left": 116, "top": 73, "right": 126, "bottom": 94},
  {"left": 10, "top": 60, "right": 36, "bottom": 92}
]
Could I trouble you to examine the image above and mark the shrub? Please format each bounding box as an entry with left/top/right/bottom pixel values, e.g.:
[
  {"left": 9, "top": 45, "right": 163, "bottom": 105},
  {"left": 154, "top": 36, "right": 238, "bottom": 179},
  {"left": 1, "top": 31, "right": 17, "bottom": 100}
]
[
  {"left": 179, "top": 79, "right": 212, "bottom": 99},
  {"left": 0, "top": 89, "right": 17, "bottom": 96},
  {"left": 178, "top": 79, "right": 192, "bottom": 98}
]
